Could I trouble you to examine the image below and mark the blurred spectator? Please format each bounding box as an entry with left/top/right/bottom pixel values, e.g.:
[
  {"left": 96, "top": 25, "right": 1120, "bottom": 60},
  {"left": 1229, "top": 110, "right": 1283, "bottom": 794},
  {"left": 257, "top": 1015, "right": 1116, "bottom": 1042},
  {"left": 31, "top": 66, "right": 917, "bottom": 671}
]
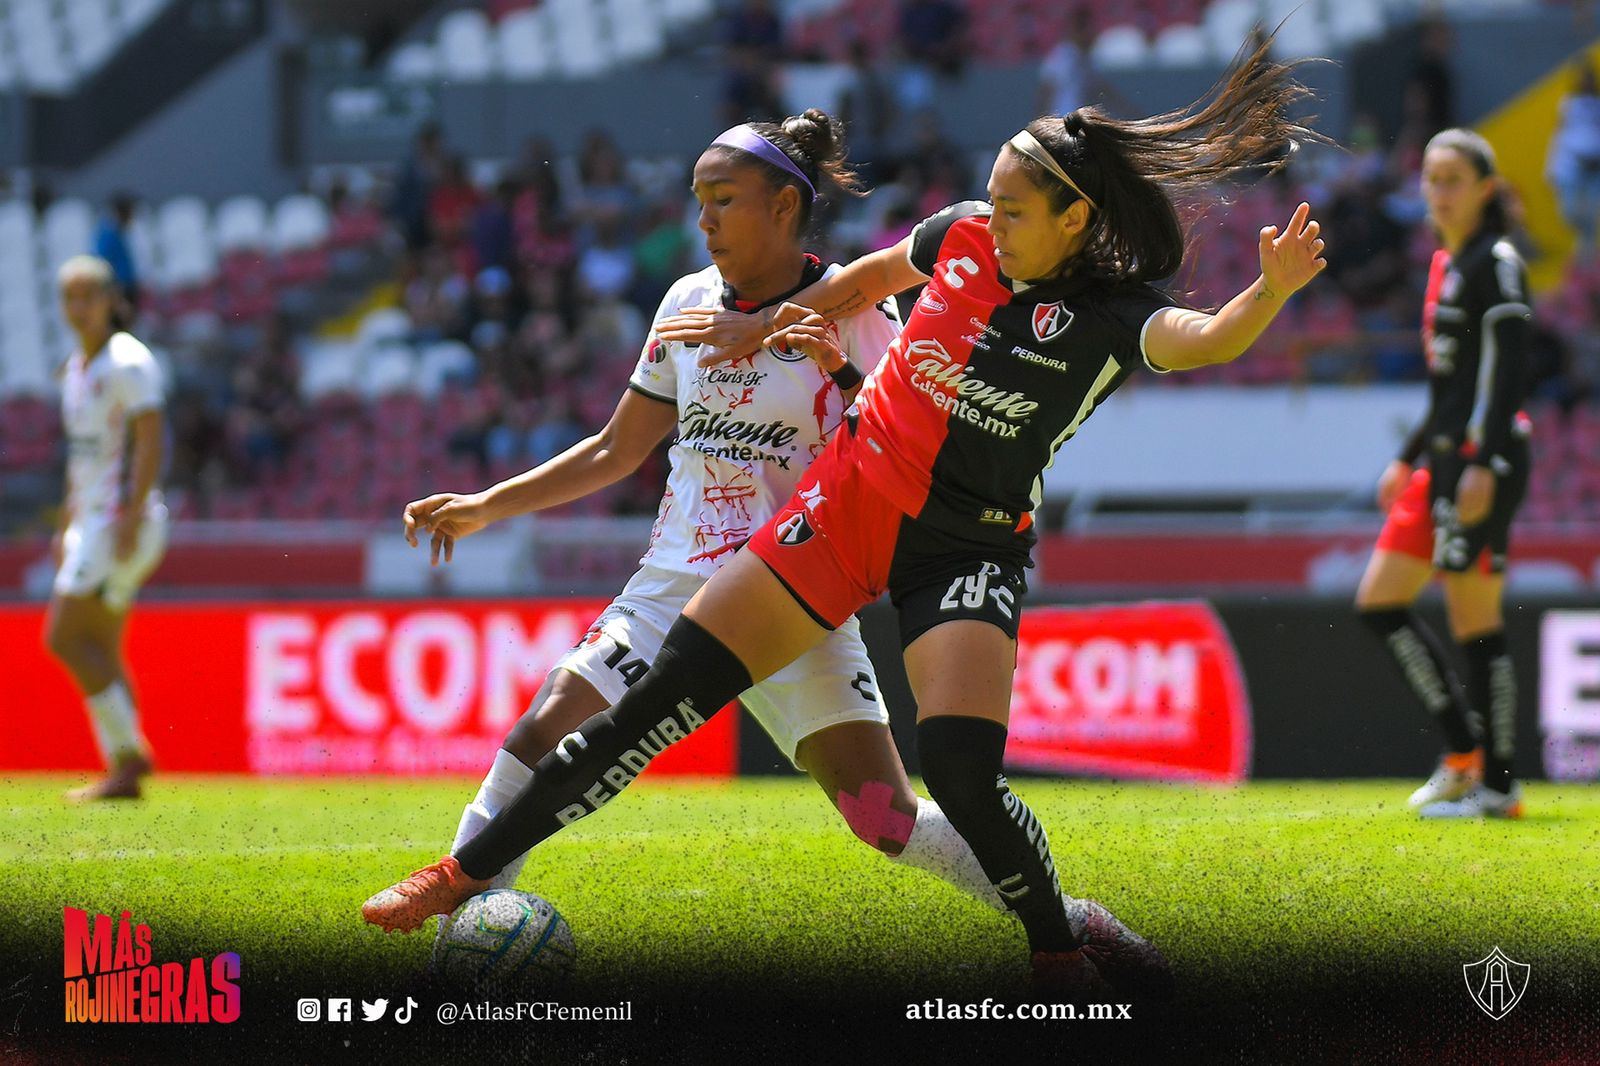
[
  {"left": 839, "top": 40, "right": 898, "bottom": 183},
  {"left": 390, "top": 122, "right": 446, "bottom": 250},
  {"left": 721, "top": 51, "right": 787, "bottom": 127},
  {"left": 900, "top": 0, "right": 966, "bottom": 78},
  {"left": 1408, "top": 18, "right": 1455, "bottom": 138},
  {"left": 1548, "top": 62, "right": 1600, "bottom": 254},
  {"left": 572, "top": 131, "right": 638, "bottom": 242},
  {"left": 527, "top": 394, "right": 586, "bottom": 464},
  {"left": 723, "top": 0, "right": 784, "bottom": 54},
  {"left": 227, "top": 317, "right": 302, "bottom": 477},
  {"left": 92, "top": 192, "right": 141, "bottom": 312},
  {"left": 405, "top": 246, "right": 470, "bottom": 342},
  {"left": 429, "top": 155, "right": 481, "bottom": 269},
  {"left": 1036, "top": 10, "right": 1100, "bottom": 119},
  {"left": 470, "top": 179, "right": 519, "bottom": 274}
]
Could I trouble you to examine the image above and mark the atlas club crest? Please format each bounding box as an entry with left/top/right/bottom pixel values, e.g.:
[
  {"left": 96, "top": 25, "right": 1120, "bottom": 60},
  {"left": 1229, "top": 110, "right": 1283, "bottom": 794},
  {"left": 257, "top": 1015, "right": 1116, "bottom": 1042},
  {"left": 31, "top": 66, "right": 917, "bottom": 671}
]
[
  {"left": 1031, "top": 301, "right": 1073, "bottom": 343},
  {"left": 1462, "top": 946, "right": 1529, "bottom": 1020}
]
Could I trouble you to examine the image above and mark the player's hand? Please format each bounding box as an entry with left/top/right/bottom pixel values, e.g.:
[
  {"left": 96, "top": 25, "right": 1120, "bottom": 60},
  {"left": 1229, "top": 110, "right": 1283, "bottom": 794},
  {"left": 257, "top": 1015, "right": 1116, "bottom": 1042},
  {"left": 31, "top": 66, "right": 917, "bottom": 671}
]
[
  {"left": 403, "top": 492, "right": 492, "bottom": 566},
  {"left": 1456, "top": 465, "right": 1496, "bottom": 526},
  {"left": 112, "top": 512, "right": 141, "bottom": 562},
  {"left": 1377, "top": 460, "right": 1412, "bottom": 512},
  {"left": 653, "top": 308, "right": 766, "bottom": 367},
  {"left": 1258, "top": 202, "right": 1327, "bottom": 299},
  {"left": 763, "top": 312, "right": 845, "bottom": 373}
]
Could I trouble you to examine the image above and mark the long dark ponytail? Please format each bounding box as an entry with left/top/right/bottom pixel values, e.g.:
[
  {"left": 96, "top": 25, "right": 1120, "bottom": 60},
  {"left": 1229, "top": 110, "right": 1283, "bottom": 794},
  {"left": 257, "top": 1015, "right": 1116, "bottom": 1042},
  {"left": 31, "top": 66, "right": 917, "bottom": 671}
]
[{"left": 1016, "top": 33, "right": 1330, "bottom": 284}]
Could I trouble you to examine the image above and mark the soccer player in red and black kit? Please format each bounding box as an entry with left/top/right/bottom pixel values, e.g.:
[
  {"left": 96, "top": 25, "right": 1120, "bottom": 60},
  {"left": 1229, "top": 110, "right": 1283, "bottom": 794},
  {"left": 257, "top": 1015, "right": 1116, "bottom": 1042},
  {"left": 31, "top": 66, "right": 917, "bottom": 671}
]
[
  {"left": 1355, "top": 129, "right": 1533, "bottom": 819},
  {"left": 361, "top": 39, "right": 1328, "bottom": 996}
]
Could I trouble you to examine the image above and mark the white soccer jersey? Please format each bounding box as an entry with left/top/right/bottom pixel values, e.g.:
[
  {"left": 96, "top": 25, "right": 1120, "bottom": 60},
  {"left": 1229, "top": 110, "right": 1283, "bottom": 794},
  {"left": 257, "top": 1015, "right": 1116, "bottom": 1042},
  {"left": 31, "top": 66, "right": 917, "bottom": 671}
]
[
  {"left": 59, "top": 331, "right": 165, "bottom": 519},
  {"left": 629, "top": 262, "right": 901, "bottom": 578}
]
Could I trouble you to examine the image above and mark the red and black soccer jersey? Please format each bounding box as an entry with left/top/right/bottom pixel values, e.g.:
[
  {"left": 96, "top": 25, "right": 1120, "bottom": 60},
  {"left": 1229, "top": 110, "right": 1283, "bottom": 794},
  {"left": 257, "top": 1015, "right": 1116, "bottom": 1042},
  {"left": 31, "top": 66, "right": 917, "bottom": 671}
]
[
  {"left": 850, "top": 200, "right": 1175, "bottom": 545},
  {"left": 1402, "top": 229, "right": 1533, "bottom": 474}
]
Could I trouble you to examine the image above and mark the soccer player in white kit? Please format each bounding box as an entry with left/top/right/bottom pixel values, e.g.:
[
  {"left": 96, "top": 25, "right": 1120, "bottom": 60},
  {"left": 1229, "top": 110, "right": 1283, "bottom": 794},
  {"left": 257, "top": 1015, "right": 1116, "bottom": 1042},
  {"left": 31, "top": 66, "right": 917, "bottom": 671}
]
[
  {"left": 46, "top": 255, "right": 169, "bottom": 802},
  {"left": 366, "top": 109, "right": 1008, "bottom": 935}
]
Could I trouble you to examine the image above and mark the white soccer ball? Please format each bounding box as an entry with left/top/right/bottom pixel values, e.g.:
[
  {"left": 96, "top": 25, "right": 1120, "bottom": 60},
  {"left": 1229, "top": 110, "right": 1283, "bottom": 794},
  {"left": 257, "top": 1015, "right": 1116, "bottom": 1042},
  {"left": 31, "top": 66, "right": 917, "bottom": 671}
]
[{"left": 433, "top": 890, "right": 577, "bottom": 996}]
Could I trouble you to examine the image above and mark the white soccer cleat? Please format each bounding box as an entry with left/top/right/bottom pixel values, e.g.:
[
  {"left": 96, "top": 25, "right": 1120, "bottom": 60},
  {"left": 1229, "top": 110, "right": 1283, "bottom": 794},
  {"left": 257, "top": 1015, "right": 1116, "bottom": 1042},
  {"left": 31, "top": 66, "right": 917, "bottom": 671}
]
[
  {"left": 1419, "top": 783, "right": 1523, "bottom": 820},
  {"left": 1408, "top": 750, "right": 1481, "bottom": 809}
]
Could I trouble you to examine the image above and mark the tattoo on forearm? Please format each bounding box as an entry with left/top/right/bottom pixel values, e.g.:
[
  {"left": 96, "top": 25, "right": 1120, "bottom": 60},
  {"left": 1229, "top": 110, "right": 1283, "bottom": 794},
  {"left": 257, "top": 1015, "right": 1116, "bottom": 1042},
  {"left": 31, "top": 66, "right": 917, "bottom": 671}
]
[
  {"left": 821, "top": 291, "right": 868, "bottom": 319},
  {"left": 1254, "top": 283, "right": 1276, "bottom": 302}
]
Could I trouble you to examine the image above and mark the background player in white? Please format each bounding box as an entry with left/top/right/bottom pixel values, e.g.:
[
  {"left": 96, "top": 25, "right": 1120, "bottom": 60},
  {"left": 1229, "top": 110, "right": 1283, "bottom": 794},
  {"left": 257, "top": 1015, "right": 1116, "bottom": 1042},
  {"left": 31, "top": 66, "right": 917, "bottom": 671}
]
[
  {"left": 45, "top": 255, "right": 169, "bottom": 802},
  {"left": 368, "top": 109, "right": 1008, "bottom": 938}
]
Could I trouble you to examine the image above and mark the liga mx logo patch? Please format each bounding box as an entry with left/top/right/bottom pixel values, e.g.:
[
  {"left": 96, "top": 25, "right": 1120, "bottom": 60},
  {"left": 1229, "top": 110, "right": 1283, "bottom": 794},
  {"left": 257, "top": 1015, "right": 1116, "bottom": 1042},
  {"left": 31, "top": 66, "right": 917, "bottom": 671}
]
[
  {"left": 1031, "top": 301, "right": 1073, "bottom": 343},
  {"left": 1462, "top": 946, "right": 1529, "bottom": 1019}
]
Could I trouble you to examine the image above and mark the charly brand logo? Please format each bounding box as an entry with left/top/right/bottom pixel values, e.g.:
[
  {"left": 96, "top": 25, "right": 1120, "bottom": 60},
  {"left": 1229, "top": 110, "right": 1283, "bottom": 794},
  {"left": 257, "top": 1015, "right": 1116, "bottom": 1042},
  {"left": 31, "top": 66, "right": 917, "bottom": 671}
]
[
  {"left": 63, "top": 907, "right": 240, "bottom": 1024},
  {"left": 1031, "top": 301, "right": 1074, "bottom": 343},
  {"left": 1463, "top": 947, "right": 1529, "bottom": 1020}
]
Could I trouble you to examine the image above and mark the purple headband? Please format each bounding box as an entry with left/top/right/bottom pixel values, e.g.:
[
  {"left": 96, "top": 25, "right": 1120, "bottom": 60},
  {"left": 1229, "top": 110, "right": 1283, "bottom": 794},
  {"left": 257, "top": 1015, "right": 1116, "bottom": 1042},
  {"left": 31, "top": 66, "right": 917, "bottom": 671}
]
[{"left": 711, "top": 124, "right": 816, "bottom": 202}]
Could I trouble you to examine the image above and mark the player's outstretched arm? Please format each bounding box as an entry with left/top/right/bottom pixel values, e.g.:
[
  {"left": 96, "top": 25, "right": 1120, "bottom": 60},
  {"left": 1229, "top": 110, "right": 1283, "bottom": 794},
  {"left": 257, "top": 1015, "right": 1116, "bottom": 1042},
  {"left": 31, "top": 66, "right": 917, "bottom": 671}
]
[
  {"left": 655, "top": 237, "right": 927, "bottom": 368},
  {"left": 403, "top": 389, "right": 677, "bottom": 565},
  {"left": 1145, "top": 201, "right": 1327, "bottom": 372}
]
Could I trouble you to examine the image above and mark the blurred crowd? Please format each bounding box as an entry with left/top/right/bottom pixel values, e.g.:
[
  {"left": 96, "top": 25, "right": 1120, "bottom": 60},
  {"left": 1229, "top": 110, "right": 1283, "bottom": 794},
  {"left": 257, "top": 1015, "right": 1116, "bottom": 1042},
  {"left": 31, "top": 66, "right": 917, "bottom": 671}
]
[{"left": 21, "top": 3, "right": 1600, "bottom": 528}]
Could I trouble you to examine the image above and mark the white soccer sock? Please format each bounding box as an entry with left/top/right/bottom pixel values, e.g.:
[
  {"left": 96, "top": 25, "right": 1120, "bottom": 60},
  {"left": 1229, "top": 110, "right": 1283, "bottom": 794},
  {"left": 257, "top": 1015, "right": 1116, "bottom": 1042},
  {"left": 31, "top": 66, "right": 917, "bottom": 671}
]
[
  {"left": 85, "top": 682, "right": 147, "bottom": 765},
  {"left": 890, "top": 798, "right": 1008, "bottom": 913},
  {"left": 439, "top": 749, "right": 536, "bottom": 941}
]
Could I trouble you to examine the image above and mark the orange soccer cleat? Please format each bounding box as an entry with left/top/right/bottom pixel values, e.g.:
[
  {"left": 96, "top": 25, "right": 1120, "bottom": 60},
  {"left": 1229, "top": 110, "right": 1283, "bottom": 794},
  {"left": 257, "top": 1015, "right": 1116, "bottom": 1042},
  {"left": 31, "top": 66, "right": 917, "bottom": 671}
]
[{"left": 361, "top": 856, "right": 491, "bottom": 934}]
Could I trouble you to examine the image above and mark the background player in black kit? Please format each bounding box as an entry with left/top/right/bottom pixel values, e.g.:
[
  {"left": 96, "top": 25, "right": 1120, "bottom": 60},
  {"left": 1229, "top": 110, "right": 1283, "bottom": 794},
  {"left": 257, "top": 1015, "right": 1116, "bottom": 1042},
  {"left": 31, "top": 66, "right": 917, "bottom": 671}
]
[
  {"left": 1355, "top": 129, "right": 1533, "bottom": 819},
  {"left": 361, "top": 37, "right": 1329, "bottom": 997}
]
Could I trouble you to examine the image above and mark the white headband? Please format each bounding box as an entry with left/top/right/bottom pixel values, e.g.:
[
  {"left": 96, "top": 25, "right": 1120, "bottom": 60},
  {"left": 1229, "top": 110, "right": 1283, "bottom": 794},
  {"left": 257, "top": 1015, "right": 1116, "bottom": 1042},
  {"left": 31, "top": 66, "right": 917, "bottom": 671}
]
[{"left": 1007, "top": 130, "right": 1098, "bottom": 211}]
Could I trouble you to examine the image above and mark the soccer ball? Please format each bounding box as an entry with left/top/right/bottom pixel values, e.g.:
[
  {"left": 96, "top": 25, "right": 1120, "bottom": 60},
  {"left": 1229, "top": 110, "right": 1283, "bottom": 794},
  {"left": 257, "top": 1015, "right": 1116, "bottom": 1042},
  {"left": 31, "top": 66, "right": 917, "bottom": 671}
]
[{"left": 433, "top": 890, "right": 576, "bottom": 996}]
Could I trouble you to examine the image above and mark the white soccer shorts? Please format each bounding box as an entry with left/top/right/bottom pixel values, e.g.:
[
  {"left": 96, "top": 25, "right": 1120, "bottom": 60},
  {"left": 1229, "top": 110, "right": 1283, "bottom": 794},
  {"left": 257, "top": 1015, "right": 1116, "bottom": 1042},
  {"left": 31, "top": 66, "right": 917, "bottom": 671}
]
[
  {"left": 554, "top": 565, "right": 889, "bottom": 764},
  {"left": 53, "top": 504, "right": 169, "bottom": 612}
]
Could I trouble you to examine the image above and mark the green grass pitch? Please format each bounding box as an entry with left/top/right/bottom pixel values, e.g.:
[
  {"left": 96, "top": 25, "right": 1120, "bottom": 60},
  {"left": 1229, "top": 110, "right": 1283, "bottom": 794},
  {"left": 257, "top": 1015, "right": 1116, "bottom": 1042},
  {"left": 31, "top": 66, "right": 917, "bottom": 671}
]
[{"left": 5, "top": 775, "right": 1597, "bottom": 1060}]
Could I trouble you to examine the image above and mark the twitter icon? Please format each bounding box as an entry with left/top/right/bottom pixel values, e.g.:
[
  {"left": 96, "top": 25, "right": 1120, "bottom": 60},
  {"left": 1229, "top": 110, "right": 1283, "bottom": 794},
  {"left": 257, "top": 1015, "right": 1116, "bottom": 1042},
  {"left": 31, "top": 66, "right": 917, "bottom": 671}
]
[{"left": 360, "top": 999, "right": 388, "bottom": 1022}]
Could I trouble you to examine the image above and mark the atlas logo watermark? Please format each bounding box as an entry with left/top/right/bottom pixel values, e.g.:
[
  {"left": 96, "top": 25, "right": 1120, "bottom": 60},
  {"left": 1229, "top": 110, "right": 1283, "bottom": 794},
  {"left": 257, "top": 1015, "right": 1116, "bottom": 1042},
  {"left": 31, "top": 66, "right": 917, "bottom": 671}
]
[{"left": 1463, "top": 946, "right": 1529, "bottom": 1019}]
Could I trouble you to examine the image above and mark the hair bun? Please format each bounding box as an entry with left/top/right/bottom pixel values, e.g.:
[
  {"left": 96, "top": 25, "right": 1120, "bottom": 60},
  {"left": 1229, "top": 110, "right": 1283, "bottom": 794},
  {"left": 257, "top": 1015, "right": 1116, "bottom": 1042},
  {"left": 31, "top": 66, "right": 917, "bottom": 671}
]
[{"left": 1063, "top": 111, "right": 1088, "bottom": 138}]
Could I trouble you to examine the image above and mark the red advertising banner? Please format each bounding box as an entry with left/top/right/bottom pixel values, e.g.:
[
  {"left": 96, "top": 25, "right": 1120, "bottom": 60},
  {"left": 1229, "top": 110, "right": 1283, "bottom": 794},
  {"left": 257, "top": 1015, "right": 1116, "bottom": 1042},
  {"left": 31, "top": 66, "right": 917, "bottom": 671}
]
[
  {"left": 1007, "top": 602, "right": 1252, "bottom": 782},
  {"left": 1, "top": 601, "right": 738, "bottom": 777}
]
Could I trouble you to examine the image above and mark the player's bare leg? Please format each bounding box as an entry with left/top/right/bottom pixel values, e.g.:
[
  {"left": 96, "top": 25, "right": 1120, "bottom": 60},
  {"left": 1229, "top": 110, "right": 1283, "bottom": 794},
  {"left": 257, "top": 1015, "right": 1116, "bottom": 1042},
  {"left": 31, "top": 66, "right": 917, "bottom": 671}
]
[
  {"left": 46, "top": 594, "right": 152, "bottom": 802},
  {"left": 796, "top": 720, "right": 1005, "bottom": 909},
  {"left": 905, "top": 621, "right": 1168, "bottom": 998},
  {"left": 1357, "top": 550, "right": 1482, "bottom": 805}
]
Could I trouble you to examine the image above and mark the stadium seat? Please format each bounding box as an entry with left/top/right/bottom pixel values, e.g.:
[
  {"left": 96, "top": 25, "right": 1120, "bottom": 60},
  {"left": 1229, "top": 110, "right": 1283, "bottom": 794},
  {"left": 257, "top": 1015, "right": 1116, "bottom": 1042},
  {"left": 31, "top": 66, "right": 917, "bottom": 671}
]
[
  {"left": 548, "top": 0, "right": 609, "bottom": 78},
  {"left": 1326, "top": 0, "right": 1385, "bottom": 47},
  {"left": 65, "top": 0, "right": 118, "bottom": 73},
  {"left": 155, "top": 196, "right": 217, "bottom": 289},
  {"left": 496, "top": 8, "right": 554, "bottom": 80},
  {"left": 298, "top": 339, "right": 363, "bottom": 399},
  {"left": 1092, "top": 25, "right": 1150, "bottom": 70},
  {"left": 213, "top": 195, "right": 271, "bottom": 253},
  {"left": 605, "top": 0, "right": 666, "bottom": 63},
  {"left": 438, "top": 9, "right": 496, "bottom": 82},
  {"left": 116, "top": 0, "right": 170, "bottom": 34},
  {"left": 417, "top": 340, "right": 477, "bottom": 397},
  {"left": 357, "top": 306, "right": 413, "bottom": 346},
  {"left": 659, "top": 0, "right": 715, "bottom": 22},
  {"left": 387, "top": 41, "right": 439, "bottom": 83},
  {"left": 271, "top": 195, "right": 331, "bottom": 252},
  {"left": 1202, "top": 0, "right": 1261, "bottom": 58},
  {"left": 361, "top": 342, "right": 419, "bottom": 398},
  {"left": 1152, "top": 23, "right": 1213, "bottom": 66},
  {"left": 42, "top": 199, "right": 95, "bottom": 272}
]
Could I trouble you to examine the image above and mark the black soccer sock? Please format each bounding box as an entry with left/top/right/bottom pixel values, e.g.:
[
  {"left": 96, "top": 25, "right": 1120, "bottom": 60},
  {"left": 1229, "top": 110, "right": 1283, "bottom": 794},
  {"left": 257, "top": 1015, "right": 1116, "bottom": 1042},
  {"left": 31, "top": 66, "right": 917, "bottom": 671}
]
[
  {"left": 1460, "top": 631, "right": 1516, "bottom": 793},
  {"left": 454, "top": 615, "right": 753, "bottom": 879},
  {"left": 918, "top": 716, "right": 1080, "bottom": 954},
  {"left": 1359, "top": 607, "right": 1478, "bottom": 754}
]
